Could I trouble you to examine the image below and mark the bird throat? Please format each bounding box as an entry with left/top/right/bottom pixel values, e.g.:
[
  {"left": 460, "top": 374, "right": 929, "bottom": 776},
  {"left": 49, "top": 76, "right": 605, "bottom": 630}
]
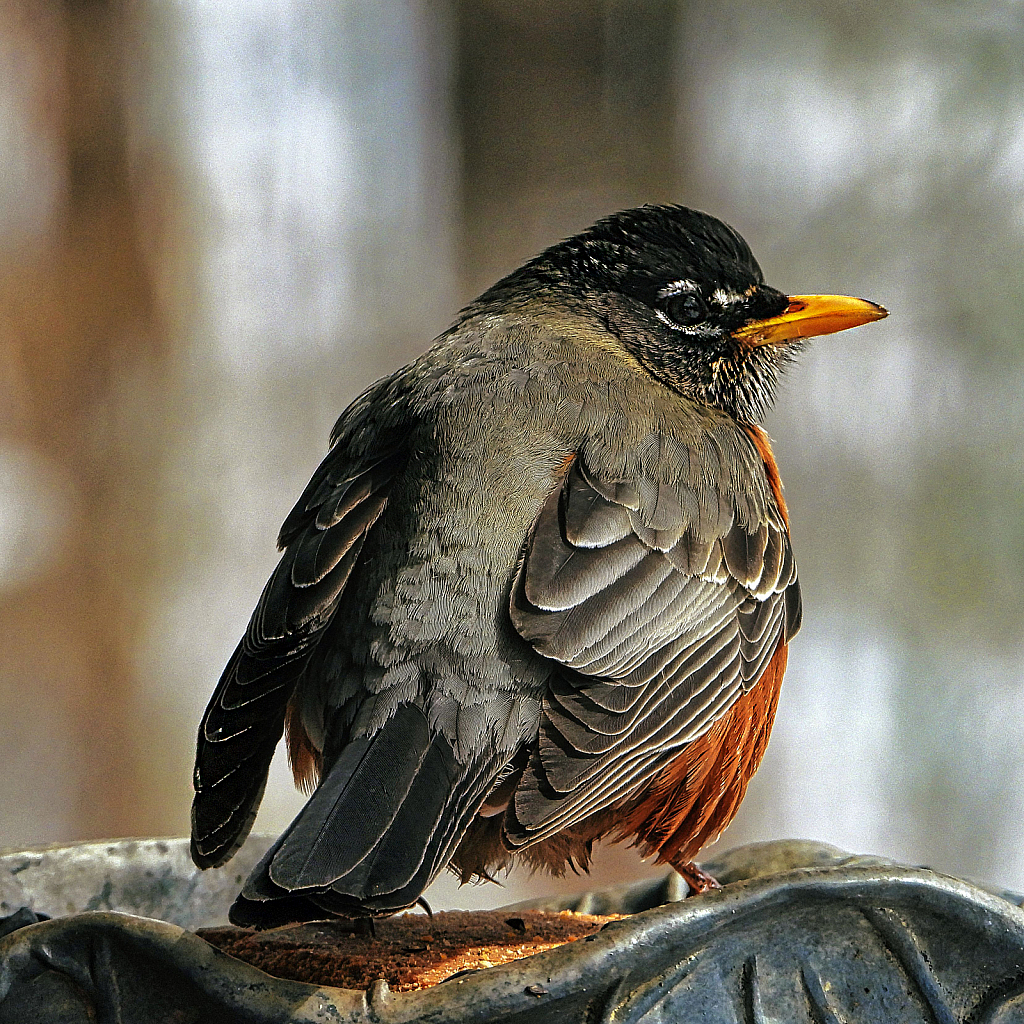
[{"left": 632, "top": 336, "right": 787, "bottom": 426}]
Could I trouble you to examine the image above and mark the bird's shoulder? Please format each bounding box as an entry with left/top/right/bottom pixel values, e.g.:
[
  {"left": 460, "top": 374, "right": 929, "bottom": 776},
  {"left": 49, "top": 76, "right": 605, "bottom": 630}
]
[
  {"left": 393, "top": 310, "right": 738, "bottom": 452},
  {"left": 282, "top": 312, "right": 787, "bottom": 551}
]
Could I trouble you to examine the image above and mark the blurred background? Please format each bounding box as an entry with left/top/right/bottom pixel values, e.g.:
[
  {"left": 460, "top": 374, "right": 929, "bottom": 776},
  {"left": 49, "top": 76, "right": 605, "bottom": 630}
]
[{"left": 2, "top": 0, "right": 1023, "bottom": 910}]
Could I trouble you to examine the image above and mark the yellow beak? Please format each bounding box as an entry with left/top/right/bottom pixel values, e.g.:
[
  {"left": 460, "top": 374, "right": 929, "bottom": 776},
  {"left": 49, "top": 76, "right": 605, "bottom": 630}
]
[{"left": 732, "top": 294, "right": 888, "bottom": 346}]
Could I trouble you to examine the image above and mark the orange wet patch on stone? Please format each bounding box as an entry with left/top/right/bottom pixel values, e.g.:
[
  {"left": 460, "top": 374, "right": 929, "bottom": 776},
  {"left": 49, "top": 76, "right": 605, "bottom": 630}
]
[{"left": 198, "top": 909, "right": 622, "bottom": 992}]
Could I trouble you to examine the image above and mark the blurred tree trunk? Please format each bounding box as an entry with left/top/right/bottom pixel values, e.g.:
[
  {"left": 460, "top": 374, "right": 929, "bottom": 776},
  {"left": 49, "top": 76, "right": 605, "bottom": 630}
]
[
  {"left": 0, "top": 0, "right": 170, "bottom": 839},
  {"left": 455, "top": 0, "right": 683, "bottom": 296}
]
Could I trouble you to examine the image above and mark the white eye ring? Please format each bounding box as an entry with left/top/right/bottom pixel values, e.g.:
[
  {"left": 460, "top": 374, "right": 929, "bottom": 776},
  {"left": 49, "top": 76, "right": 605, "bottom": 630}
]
[
  {"left": 656, "top": 309, "right": 687, "bottom": 331},
  {"left": 658, "top": 287, "right": 709, "bottom": 332}
]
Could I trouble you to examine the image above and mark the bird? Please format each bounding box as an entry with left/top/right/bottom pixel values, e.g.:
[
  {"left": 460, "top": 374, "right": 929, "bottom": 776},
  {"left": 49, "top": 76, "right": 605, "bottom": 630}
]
[{"left": 190, "top": 204, "right": 887, "bottom": 926}]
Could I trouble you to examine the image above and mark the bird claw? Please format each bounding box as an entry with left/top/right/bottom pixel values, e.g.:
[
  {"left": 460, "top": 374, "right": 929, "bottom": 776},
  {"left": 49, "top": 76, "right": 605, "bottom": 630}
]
[{"left": 674, "top": 861, "right": 722, "bottom": 896}]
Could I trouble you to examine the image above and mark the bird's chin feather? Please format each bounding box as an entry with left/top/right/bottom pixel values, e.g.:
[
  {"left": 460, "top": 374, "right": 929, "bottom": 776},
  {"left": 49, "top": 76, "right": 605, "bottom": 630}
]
[
  {"left": 629, "top": 332, "right": 801, "bottom": 425},
  {"left": 707, "top": 342, "right": 802, "bottom": 424}
]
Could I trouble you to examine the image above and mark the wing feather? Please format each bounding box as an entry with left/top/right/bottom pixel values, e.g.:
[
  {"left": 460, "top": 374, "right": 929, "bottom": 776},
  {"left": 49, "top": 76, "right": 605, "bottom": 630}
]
[
  {"left": 191, "top": 442, "right": 406, "bottom": 870},
  {"left": 507, "top": 438, "right": 800, "bottom": 849}
]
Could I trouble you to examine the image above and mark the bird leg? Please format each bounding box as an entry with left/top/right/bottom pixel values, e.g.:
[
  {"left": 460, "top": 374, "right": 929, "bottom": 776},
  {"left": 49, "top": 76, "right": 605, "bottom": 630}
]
[{"left": 672, "top": 859, "right": 722, "bottom": 896}]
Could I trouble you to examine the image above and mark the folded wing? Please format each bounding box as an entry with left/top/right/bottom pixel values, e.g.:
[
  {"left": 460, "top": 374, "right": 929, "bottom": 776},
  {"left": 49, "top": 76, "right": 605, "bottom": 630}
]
[
  {"left": 190, "top": 442, "right": 406, "bottom": 870},
  {"left": 506, "top": 437, "right": 801, "bottom": 849}
]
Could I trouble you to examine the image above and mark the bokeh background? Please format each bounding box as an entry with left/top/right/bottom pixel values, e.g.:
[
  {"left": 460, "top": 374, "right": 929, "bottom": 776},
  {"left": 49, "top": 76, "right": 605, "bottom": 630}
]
[{"left": 2, "top": 0, "right": 1024, "bottom": 910}]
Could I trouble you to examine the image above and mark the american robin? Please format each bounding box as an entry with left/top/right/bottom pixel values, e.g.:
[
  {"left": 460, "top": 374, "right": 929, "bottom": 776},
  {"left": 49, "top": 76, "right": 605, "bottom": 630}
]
[{"left": 191, "top": 205, "right": 886, "bottom": 925}]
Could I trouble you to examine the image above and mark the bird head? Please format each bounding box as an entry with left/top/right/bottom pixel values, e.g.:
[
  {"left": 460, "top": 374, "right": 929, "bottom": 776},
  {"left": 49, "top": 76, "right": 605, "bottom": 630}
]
[{"left": 476, "top": 205, "right": 887, "bottom": 424}]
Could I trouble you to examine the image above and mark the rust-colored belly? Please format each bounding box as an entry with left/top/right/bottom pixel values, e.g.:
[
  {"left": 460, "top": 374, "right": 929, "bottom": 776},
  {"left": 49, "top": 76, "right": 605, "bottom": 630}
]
[{"left": 610, "top": 637, "right": 787, "bottom": 868}]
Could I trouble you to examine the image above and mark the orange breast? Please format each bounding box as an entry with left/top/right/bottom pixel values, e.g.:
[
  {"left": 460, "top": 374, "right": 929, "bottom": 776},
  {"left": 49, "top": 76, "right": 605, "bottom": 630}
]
[
  {"left": 612, "top": 638, "right": 787, "bottom": 866},
  {"left": 607, "top": 426, "right": 791, "bottom": 867}
]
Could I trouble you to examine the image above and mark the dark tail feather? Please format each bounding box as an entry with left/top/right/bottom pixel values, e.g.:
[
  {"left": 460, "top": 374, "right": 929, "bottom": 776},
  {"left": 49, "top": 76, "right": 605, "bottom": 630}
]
[
  {"left": 348, "top": 734, "right": 458, "bottom": 897},
  {"left": 350, "top": 755, "right": 501, "bottom": 914},
  {"left": 308, "top": 745, "right": 503, "bottom": 916},
  {"left": 266, "top": 704, "right": 431, "bottom": 890},
  {"left": 230, "top": 705, "right": 506, "bottom": 923}
]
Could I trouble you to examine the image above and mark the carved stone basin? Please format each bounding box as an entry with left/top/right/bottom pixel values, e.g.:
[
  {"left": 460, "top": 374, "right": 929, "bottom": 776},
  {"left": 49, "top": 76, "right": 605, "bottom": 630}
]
[{"left": 2, "top": 837, "right": 1023, "bottom": 1023}]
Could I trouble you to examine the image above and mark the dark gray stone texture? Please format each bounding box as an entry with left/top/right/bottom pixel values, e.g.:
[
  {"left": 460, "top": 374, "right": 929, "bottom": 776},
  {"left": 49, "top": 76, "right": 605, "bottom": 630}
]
[{"left": 1, "top": 838, "right": 1023, "bottom": 1023}]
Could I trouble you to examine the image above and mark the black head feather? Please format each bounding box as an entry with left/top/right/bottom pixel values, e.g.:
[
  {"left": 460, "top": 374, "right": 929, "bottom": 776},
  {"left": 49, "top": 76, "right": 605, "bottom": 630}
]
[
  {"left": 470, "top": 204, "right": 799, "bottom": 424},
  {"left": 524, "top": 204, "right": 765, "bottom": 303}
]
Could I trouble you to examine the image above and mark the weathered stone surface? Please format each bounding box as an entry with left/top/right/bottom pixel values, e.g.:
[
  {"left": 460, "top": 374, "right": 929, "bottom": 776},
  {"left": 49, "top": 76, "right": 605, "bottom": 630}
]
[
  {"left": 0, "top": 836, "right": 274, "bottom": 930},
  {"left": 2, "top": 838, "right": 1024, "bottom": 1023}
]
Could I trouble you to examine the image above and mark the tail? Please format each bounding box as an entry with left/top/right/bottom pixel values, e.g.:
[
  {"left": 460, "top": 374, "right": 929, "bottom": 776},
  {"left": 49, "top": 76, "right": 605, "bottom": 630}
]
[{"left": 229, "top": 704, "right": 499, "bottom": 924}]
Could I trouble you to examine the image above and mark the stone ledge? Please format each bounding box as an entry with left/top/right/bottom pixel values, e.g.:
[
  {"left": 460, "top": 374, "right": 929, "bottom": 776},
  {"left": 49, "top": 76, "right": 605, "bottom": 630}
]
[{"left": 2, "top": 838, "right": 1023, "bottom": 1023}]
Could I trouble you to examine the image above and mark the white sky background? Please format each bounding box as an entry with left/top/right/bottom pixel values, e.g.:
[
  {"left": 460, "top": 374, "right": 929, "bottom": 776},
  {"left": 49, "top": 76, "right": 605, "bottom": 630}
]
[{"left": 1, "top": 1, "right": 1023, "bottom": 906}]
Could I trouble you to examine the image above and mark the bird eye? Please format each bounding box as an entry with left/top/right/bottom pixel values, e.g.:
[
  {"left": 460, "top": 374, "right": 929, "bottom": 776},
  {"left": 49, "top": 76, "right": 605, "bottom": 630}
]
[{"left": 662, "top": 291, "right": 707, "bottom": 328}]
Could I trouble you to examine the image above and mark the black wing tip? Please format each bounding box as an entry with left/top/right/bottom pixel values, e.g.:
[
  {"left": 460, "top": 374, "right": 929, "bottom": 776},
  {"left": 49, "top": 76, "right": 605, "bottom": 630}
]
[
  {"left": 190, "top": 777, "right": 264, "bottom": 870},
  {"left": 784, "top": 579, "right": 803, "bottom": 641},
  {"left": 190, "top": 818, "right": 250, "bottom": 870},
  {"left": 190, "top": 835, "right": 233, "bottom": 871}
]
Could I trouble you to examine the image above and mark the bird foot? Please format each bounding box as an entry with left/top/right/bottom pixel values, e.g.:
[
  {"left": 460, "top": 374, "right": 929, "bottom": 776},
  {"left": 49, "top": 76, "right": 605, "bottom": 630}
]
[{"left": 674, "top": 861, "right": 722, "bottom": 896}]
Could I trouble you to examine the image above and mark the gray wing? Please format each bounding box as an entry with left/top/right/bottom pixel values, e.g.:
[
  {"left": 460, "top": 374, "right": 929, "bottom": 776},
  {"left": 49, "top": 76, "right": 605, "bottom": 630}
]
[
  {"left": 505, "top": 444, "right": 801, "bottom": 849},
  {"left": 191, "top": 403, "right": 407, "bottom": 870}
]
